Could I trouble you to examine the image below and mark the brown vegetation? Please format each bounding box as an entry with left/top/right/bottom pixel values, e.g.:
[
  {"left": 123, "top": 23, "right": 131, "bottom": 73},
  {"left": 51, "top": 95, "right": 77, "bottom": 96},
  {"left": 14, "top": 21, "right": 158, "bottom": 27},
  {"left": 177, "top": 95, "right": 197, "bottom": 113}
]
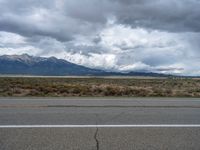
[{"left": 0, "top": 77, "right": 200, "bottom": 97}]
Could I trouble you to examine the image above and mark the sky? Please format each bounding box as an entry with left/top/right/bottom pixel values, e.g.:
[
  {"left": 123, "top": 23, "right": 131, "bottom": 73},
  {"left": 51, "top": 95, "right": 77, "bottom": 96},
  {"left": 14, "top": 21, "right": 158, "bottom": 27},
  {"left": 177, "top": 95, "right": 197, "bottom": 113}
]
[{"left": 0, "top": 0, "right": 200, "bottom": 75}]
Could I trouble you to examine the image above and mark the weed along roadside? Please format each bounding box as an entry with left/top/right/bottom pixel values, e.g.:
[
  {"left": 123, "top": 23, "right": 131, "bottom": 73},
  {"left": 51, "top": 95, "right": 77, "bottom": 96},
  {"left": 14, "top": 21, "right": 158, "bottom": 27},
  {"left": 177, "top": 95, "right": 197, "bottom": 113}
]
[{"left": 0, "top": 77, "right": 200, "bottom": 97}]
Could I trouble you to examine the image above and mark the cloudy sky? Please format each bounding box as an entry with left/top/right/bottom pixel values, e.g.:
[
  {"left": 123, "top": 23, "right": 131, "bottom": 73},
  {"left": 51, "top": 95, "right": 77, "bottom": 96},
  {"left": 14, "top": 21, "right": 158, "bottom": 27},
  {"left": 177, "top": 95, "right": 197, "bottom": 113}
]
[{"left": 0, "top": 0, "right": 200, "bottom": 75}]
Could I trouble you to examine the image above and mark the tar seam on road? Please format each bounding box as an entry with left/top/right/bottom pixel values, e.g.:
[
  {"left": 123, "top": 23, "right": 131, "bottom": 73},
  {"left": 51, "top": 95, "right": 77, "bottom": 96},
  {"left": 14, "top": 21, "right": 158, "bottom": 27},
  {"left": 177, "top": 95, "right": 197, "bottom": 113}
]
[
  {"left": 1, "top": 105, "right": 200, "bottom": 108},
  {"left": 1, "top": 125, "right": 200, "bottom": 128}
]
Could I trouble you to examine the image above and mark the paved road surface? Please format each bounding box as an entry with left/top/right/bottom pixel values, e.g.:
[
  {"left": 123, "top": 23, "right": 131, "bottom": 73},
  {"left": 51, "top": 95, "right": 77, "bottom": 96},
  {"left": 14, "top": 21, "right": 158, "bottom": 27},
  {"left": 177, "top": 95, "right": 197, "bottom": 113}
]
[{"left": 0, "top": 98, "right": 200, "bottom": 150}]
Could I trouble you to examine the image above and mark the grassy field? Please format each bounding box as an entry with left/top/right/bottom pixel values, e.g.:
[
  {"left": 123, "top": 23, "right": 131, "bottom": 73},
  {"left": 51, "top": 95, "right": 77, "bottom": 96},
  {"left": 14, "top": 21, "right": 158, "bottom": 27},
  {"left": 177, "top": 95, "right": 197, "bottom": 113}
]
[{"left": 0, "top": 77, "right": 200, "bottom": 97}]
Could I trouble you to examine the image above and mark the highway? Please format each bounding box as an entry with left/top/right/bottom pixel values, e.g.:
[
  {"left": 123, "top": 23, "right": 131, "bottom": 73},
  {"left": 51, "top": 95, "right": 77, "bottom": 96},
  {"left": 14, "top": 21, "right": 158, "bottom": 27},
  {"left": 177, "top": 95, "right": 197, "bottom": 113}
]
[{"left": 0, "top": 98, "right": 200, "bottom": 150}]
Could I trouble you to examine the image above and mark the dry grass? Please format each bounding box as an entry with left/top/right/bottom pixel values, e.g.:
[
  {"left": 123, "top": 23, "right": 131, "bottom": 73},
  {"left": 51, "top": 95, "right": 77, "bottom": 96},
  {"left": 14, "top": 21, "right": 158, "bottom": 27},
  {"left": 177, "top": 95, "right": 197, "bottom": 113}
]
[{"left": 0, "top": 77, "right": 200, "bottom": 97}]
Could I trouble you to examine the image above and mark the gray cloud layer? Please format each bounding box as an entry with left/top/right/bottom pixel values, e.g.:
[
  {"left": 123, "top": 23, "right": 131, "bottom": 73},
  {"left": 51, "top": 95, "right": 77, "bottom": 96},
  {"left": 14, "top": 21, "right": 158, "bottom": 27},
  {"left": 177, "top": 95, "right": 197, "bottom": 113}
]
[
  {"left": 113, "top": 0, "right": 200, "bottom": 32},
  {"left": 0, "top": 0, "right": 200, "bottom": 75}
]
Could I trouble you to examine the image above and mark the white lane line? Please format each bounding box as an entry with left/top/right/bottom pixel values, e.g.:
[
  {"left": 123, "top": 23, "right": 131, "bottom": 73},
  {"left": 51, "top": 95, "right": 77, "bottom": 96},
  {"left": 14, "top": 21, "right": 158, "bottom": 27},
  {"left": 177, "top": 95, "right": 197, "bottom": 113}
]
[{"left": 0, "top": 124, "right": 200, "bottom": 128}]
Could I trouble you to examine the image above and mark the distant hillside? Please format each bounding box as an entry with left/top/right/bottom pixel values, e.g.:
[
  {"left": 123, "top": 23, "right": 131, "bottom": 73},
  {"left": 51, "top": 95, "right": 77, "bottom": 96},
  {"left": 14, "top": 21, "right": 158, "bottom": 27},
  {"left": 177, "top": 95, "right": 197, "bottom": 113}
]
[{"left": 0, "top": 54, "right": 170, "bottom": 77}]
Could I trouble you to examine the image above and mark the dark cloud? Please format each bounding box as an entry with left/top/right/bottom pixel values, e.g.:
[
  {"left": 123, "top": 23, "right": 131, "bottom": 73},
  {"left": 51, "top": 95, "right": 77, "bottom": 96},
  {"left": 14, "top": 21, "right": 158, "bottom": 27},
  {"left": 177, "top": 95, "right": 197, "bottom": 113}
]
[
  {"left": 1, "top": 0, "right": 200, "bottom": 41},
  {"left": 0, "top": 17, "right": 73, "bottom": 42},
  {"left": 0, "top": 0, "right": 200, "bottom": 75},
  {"left": 0, "top": 0, "right": 105, "bottom": 42},
  {"left": 92, "top": 36, "right": 102, "bottom": 44},
  {"left": 112, "top": 0, "right": 200, "bottom": 32}
]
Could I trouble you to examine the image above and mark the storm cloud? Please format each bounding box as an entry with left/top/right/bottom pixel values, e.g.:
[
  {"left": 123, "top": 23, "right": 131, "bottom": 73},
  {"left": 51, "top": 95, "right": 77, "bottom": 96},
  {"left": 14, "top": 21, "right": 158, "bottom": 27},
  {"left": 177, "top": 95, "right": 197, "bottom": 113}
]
[{"left": 0, "top": 0, "right": 200, "bottom": 75}]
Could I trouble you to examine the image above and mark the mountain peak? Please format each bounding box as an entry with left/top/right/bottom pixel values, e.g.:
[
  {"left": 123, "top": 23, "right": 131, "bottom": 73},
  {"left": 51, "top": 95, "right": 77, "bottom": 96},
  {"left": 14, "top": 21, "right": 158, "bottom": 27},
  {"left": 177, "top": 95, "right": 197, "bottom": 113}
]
[
  {"left": 0, "top": 54, "right": 169, "bottom": 77},
  {"left": 2, "top": 53, "right": 31, "bottom": 60},
  {"left": 0, "top": 54, "right": 45, "bottom": 64},
  {"left": 0, "top": 54, "right": 101, "bottom": 75}
]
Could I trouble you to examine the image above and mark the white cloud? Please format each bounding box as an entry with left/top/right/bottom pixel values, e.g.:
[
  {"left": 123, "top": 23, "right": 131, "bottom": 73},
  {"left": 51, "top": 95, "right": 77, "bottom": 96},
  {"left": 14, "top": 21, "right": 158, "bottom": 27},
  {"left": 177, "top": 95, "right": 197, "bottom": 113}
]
[
  {"left": 63, "top": 52, "right": 117, "bottom": 70},
  {"left": 0, "top": 22, "right": 200, "bottom": 76},
  {"left": 0, "top": 31, "right": 25, "bottom": 45}
]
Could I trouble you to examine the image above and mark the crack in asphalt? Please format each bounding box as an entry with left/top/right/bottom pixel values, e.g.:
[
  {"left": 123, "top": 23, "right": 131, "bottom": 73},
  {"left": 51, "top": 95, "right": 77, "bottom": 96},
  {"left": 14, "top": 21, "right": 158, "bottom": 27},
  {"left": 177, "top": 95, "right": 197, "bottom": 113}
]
[
  {"left": 93, "top": 114, "right": 100, "bottom": 150},
  {"left": 94, "top": 127, "right": 99, "bottom": 150}
]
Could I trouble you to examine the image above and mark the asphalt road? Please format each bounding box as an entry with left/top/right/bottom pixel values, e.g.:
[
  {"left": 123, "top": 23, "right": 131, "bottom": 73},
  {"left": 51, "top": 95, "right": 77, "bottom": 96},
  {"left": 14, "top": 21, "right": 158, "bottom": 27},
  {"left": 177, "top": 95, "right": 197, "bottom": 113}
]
[{"left": 0, "top": 98, "right": 200, "bottom": 150}]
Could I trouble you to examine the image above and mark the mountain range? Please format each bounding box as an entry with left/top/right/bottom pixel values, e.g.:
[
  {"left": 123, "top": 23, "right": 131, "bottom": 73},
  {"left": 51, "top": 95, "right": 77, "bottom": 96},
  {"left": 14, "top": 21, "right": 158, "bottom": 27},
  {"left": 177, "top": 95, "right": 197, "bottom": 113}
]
[{"left": 0, "top": 54, "right": 170, "bottom": 77}]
